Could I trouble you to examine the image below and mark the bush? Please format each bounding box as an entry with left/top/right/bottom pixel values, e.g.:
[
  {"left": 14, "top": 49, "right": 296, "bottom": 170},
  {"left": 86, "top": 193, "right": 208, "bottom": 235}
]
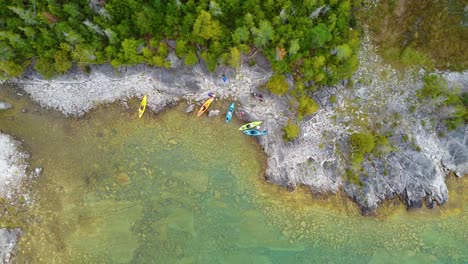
[
  {"left": 418, "top": 75, "right": 467, "bottom": 130},
  {"left": 372, "top": 135, "right": 391, "bottom": 156},
  {"left": 345, "top": 169, "right": 362, "bottom": 186},
  {"left": 350, "top": 132, "right": 375, "bottom": 154},
  {"left": 266, "top": 74, "right": 289, "bottom": 95},
  {"left": 417, "top": 74, "right": 447, "bottom": 99},
  {"left": 351, "top": 152, "right": 364, "bottom": 171},
  {"left": 283, "top": 121, "right": 300, "bottom": 141},
  {"left": 34, "top": 57, "right": 54, "bottom": 79},
  {"left": 297, "top": 95, "right": 319, "bottom": 117}
]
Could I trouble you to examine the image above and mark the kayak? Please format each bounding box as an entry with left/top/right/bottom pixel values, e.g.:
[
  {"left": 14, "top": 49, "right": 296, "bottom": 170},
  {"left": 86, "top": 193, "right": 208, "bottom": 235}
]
[
  {"left": 197, "top": 97, "right": 215, "bottom": 117},
  {"left": 138, "top": 95, "right": 147, "bottom": 118},
  {"left": 242, "top": 129, "right": 267, "bottom": 136},
  {"left": 239, "top": 121, "right": 262, "bottom": 130},
  {"left": 225, "top": 102, "right": 235, "bottom": 123}
]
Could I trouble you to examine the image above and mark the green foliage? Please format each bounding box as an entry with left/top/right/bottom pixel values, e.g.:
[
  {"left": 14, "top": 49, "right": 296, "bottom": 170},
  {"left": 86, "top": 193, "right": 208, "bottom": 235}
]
[
  {"left": 400, "top": 47, "right": 433, "bottom": 69},
  {"left": 228, "top": 47, "right": 241, "bottom": 70},
  {"left": 0, "top": 0, "right": 360, "bottom": 89},
  {"left": 115, "top": 38, "right": 144, "bottom": 65},
  {"left": 54, "top": 50, "right": 72, "bottom": 74},
  {"left": 418, "top": 74, "right": 467, "bottom": 130},
  {"left": 175, "top": 39, "right": 188, "bottom": 58},
  {"left": 266, "top": 74, "right": 289, "bottom": 95},
  {"left": 193, "top": 10, "right": 222, "bottom": 41},
  {"left": 297, "top": 95, "right": 319, "bottom": 117},
  {"left": 350, "top": 151, "right": 364, "bottom": 171},
  {"left": 184, "top": 51, "right": 198, "bottom": 66},
  {"left": 335, "top": 44, "right": 352, "bottom": 61},
  {"left": 345, "top": 169, "right": 362, "bottom": 186},
  {"left": 350, "top": 133, "right": 375, "bottom": 154},
  {"left": 307, "top": 23, "right": 332, "bottom": 48},
  {"left": 283, "top": 120, "right": 300, "bottom": 141},
  {"left": 372, "top": 135, "right": 391, "bottom": 157},
  {"left": 0, "top": 61, "right": 24, "bottom": 78},
  {"left": 233, "top": 26, "right": 250, "bottom": 45},
  {"left": 201, "top": 51, "right": 218, "bottom": 72},
  {"left": 417, "top": 74, "right": 447, "bottom": 99},
  {"left": 252, "top": 20, "right": 274, "bottom": 48},
  {"left": 34, "top": 57, "right": 54, "bottom": 79},
  {"left": 348, "top": 132, "right": 372, "bottom": 172},
  {"left": 8, "top": 6, "right": 37, "bottom": 25},
  {"left": 288, "top": 39, "right": 300, "bottom": 56}
]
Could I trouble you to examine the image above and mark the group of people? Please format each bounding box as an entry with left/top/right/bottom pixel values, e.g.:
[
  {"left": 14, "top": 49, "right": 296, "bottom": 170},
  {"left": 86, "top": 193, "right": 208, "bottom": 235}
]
[
  {"left": 251, "top": 92, "right": 264, "bottom": 102},
  {"left": 202, "top": 74, "right": 265, "bottom": 118}
]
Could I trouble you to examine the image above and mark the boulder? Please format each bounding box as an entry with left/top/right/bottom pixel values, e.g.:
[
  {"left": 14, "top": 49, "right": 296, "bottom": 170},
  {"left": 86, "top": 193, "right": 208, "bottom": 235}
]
[
  {"left": 0, "top": 101, "right": 12, "bottom": 110},
  {"left": 208, "top": 110, "right": 220, "bottom": 117},
  {"left": 185, "top": 104, "right": 195, "bottom": 113}
]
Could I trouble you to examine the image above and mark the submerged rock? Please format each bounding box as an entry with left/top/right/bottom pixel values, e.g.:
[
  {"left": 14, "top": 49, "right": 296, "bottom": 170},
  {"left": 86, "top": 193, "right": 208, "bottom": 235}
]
[
  {"left": 114, "top": 172, "right": 131, "bottom": 186},
  {"left": 33, "top": 167, "right": 43, "bottom": 177},
  {"left": 208, "top": 110, "right": 220, "bottom": 117},
  {"left": 0, "top": 228, "right": 22, "bottom": 264},
  {"left": 185, "top": 104, "right": 195, "bottom": 113},
  {"left": 0, "top": 101, "right": 12, "bottom": 110}
]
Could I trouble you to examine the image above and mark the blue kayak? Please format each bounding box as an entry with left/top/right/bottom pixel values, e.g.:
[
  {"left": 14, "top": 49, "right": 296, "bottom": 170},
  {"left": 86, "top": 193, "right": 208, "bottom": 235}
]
[
  {"left": 242, "top": 129, "right": 267, "bottom": 136},
  {"left": 225, "top": 102, "right": 235, "bottom": 123}
]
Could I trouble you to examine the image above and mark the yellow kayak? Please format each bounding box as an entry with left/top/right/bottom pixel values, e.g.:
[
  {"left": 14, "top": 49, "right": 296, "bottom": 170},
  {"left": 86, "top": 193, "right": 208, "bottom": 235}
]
[
  {"left": 138, "top": 95, "right": 147, "bottom": 118},
  {"left": 239, "top": 121, "right": 262, "bottom": 130},
  {"left": 197, "top": 97, "right": 215, "bottom": 117}
]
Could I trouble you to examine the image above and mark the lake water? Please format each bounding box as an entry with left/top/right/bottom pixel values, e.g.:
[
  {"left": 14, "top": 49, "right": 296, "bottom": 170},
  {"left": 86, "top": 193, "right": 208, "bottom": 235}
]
[{"left": 0, "top": 86, "right": 467, "bottom": 263}]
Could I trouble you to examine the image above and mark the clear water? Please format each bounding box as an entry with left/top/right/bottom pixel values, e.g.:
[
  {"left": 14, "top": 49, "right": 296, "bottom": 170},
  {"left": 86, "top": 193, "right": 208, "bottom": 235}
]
[{"left": 0, "top": 86, "right": 467, "bottom": 263}]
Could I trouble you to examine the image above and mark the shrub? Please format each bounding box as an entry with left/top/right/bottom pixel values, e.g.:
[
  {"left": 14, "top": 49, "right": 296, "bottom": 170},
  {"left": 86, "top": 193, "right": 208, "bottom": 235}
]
[
  {"left": 297, "top": 95, "right": 319, "bottom": 117},
  {"left": 372, "top": 135, "right": 391, "bottom": 156},
  {"left": 417, "top": 74, "right": 447, "bottom": 100},
  {"left": 345, "top": 169, "right": 362, "bottom": 186},
  {"left": 34, "top": 57, "right": 55, "bottom": 79},
  {"left": 184, "top": 51, "right": 198, "bottom": 66},
  {"left": 283, "top": 120, "right": 300, "bottom": 141},
  {"left": 350, "top": 132, "right": 375, "bottom": 154},
  {"left": 266, "top": 74, "right": 289, "bottom": 95},
  {"left": 351, "top": 152, "right": 364, "bottom": 171},
  {"left": 418, "top": 75, "right": 467, "bottom": 130}
]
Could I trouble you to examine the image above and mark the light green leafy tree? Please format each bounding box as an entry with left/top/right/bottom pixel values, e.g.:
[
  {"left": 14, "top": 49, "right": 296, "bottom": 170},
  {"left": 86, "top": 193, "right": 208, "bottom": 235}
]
[
  {"left": 193, "top": 10, "right": 222, "bottom": 41},
  {"left": 228, "top": 47, "right": 241, "bottom": 70},
  {"left": 335, "top": 44, "right": 352, "bottom": 61},
  {"left": 252, "top": 20, "right": 274, "bottom": 48},
  {"left": 184, "top": 50, "right": 198, "bottom": 66},
  {"left": 289, "top": 39, "right": 300, "bottom": 55}
]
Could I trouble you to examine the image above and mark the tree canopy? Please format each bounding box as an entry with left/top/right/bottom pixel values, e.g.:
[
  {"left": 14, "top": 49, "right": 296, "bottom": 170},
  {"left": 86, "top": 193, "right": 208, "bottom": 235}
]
[{"left": 0, "top": 0, "right": 360, "bottom": 92}]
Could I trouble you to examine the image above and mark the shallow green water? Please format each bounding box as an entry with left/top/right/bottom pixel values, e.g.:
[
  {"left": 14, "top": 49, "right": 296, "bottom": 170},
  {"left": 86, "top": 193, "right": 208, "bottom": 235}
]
[{"left": 0, "top": 86, "right": 467, "bottom": 263}]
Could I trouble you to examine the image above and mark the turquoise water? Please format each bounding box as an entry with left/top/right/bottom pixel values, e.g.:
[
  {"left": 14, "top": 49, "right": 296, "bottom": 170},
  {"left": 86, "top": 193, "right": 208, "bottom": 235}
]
[{"left": 0, "top": 86, "right": 467, "bottom": 263}]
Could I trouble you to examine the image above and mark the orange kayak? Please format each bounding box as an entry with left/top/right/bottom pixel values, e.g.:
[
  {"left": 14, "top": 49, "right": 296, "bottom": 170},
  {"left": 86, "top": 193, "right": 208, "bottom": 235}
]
[{"left": 197, "top": 97, "right": 215, "bottom": 117}]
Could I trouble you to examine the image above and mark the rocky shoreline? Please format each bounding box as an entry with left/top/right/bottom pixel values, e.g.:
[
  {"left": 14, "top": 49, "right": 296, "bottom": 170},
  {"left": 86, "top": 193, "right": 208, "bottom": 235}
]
[
  {"left": 0, "top": 131, "right": 30, "bottom": 263},
  {"left": 1, "top": 34, "right": 467, "bottom": 217}
]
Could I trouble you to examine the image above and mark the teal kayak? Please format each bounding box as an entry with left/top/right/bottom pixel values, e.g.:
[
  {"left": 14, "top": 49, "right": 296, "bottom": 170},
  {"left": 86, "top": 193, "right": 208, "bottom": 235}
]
[
  {"left": 239, "top": 121, "right": 262, "bottom": 130},
  {"left": 242, "top": 129, "right": 267, "bottom": 136},
  {"left": 225, "top": 102, "right": 235, "bottom": 123}
]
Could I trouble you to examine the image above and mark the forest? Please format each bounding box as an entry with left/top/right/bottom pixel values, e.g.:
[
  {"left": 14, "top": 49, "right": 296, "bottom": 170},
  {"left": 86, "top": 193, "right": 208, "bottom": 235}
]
[{"left": 0, "top": 0, "right": 359, "bottom": 97}]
